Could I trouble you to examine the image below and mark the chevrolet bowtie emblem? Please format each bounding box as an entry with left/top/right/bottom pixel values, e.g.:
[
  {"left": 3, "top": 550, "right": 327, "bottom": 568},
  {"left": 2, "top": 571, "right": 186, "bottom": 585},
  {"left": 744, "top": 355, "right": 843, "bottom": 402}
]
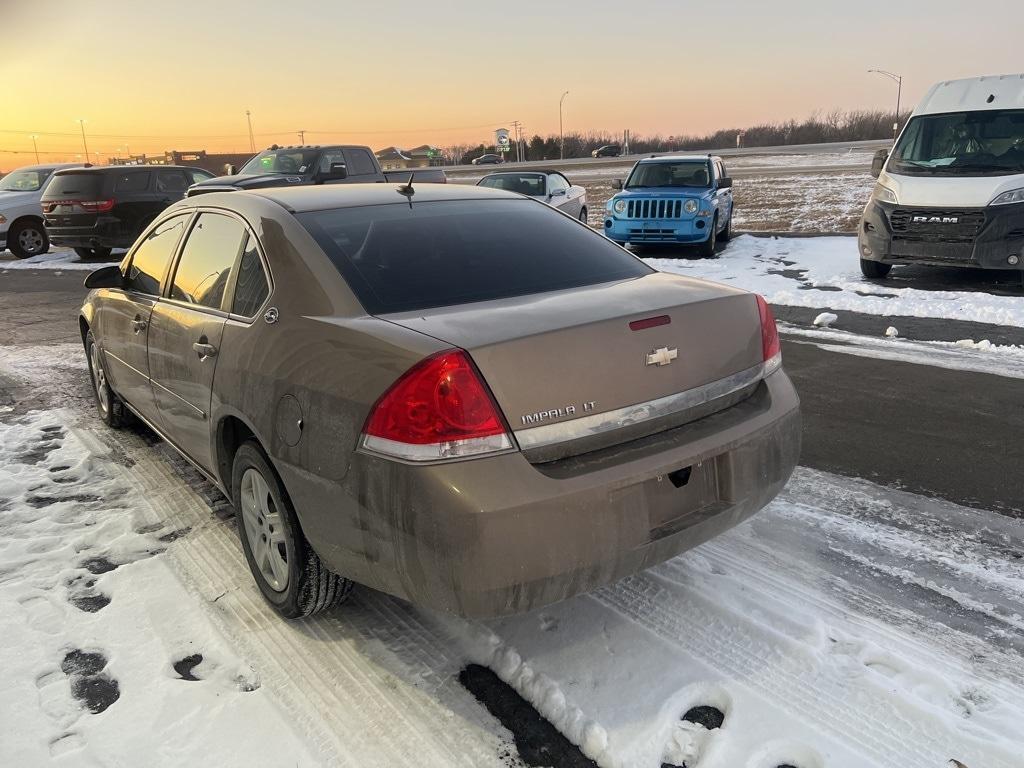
[{"left": 646, "top": 347, "right": 678, "bottom": 366}]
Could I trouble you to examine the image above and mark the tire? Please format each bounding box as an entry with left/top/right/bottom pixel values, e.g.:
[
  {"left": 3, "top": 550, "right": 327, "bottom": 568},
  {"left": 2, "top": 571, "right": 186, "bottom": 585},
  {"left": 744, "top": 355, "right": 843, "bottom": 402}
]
[
  {"left": 85, "top": 331, "right": 125, "bottom": 428},
  {"left": 232, "top": 442, "right": 352, "bottom": 619},
  {"left": 578, "top": 207, "right": 588, "bottom": 224},
  {"left": 74, "top": 246, "right": 113, "bottom": 261},
  {"left": 719, "top": 209, "right": 733, "bottom": 242},
  {"left": 698, "top": 215, "right": 718, "bottom": 257},
  {"left": 7, "top": 219, "right": 49, "bottom": 259},
  {"left": 860, "top": 259, "right": 893, "bottom": 279}
]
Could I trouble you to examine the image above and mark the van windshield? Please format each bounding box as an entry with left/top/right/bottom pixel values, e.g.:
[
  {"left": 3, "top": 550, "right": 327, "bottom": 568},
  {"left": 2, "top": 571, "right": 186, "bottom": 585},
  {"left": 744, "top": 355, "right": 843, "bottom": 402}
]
[
  {"left": 889, "top": 109, "right": 1024, "bottom": 176},
  {"left": 625, "top": 161, "right": 711, "bottom": 189}
]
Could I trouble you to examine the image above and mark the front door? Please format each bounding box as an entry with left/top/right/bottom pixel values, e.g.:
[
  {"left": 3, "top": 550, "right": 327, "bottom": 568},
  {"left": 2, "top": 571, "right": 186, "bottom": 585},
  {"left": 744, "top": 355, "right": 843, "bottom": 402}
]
[
  {"left": 148, "top": 211, "right": 247, "bottom": 473},
  {"left": 96, "top": 213, "right": 191, "bottom": 424}
]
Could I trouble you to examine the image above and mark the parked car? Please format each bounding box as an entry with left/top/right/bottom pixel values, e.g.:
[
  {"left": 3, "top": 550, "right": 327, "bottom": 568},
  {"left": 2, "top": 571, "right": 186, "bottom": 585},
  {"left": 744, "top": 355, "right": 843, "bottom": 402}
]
[
  {"left": 188, "top": 144, "right": 446, "bottom": 196},
  {"left": 471, "top": 153, "right": 503, "bottom": 165},
  {"left": 476, "top": 170, "right": 588, "bottom": 222},
  {"left": 42, "top": 165, "right": 214, "bottom": 259},
  {"left": 604, "top": 155, "right": 735, "bottom": 256},
  {"left": 79, "top": 182, "right": 799, "bottom": 620},
  {"left": 860, "top": 73, "right": 1024, "bottom": 279},
  {"left": 592, "top": 144, "right": 622, "bottom": 158},
  {"left": 0, "top": 162, "right": 82, "bottom": 258}
]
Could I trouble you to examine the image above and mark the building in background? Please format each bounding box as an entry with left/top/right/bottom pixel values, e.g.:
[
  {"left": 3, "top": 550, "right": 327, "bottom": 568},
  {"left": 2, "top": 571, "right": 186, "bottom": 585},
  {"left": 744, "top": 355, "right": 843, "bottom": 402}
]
[
  {"left": 107, "top": 149, "right": 254, "bottom": 174},
  {"left": 375, "top": 145, "right": 444, "bottom": 170}
]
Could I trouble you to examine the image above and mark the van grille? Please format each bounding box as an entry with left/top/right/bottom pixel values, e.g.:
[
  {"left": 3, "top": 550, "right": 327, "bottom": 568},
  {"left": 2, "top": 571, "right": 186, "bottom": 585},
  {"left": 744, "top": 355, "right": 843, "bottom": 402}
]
[
  {"left": 889, "top": 209, "right": 985, "bottom": 244},
  {"left": 626, "top": 199, "right": 684, "bottom": 219}
]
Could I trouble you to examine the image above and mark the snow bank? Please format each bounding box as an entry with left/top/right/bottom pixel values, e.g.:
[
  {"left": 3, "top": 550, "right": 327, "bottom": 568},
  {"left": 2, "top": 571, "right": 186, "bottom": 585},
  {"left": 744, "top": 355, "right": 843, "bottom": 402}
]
[
  {"left": 647, "top": 235, "right": 1024, "bottom": 328},
  {"left": 1, "top": 249, "right": 118, "bottom": 271}
]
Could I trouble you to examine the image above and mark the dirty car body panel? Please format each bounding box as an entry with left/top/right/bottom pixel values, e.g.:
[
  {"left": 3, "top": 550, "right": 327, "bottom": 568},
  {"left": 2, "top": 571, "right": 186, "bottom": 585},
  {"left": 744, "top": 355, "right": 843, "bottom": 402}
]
[{"left": 80, "top": 183, "right": 799, "bottom": 618}]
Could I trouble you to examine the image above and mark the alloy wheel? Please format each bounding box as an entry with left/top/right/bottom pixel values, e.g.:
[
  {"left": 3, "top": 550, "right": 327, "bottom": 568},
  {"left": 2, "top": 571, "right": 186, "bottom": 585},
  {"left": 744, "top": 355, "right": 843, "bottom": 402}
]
[{"left": 240, "top": 467, "right": 290, "bottom": 592}]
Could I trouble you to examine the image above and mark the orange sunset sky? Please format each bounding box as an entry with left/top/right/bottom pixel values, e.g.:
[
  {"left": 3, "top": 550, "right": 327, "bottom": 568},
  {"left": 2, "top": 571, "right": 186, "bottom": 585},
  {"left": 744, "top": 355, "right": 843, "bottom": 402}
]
[{"left": 2, "top": 0, "right": 1023, "bottom": 168}]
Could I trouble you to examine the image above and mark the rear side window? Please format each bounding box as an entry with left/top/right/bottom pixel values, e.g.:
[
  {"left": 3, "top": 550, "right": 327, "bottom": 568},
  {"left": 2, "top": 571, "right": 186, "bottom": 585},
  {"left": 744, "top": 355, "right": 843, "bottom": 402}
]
[
  {"left": 124, "top": 214, "right": 190, "bottom": 295},
  {"left": 42, "top": 172, "right": 101, "bottom": 199},
  {"left": 170, "top": 213, "right": 246, "bottom": 310},
  {"left": 298, "top": 199, "right": 652, "bottom": 314},
  {"left": 114, "top": 171, "right": 150, "bottom": 193},
  {"left": 347, "top": 149, "right": 378, "bottom": 176},
  {"left": 231, "top": 235, "right": 270, "bottom": 317}
]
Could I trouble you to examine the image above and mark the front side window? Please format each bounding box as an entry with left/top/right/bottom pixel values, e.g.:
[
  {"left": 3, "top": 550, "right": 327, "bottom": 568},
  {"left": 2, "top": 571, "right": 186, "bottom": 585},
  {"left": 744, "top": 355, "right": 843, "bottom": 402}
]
[
  {"left": 889, "top": 109, "right": 1024, "bottom": 176},
  {"left": 625, "top": 161, "right": 711, "bottom": 189},
  {"left": 189, "top": 169, "right": 213, "bottom": 184},
  {"left": 156, "top": 170, "right": 190, "bottom": 194},
  {"left": 299, "top": 199, "right": 652, "bottom": 315},
  {"left": 124, "top": 214, "right": 190, "bottom": 295},
  {"left": 170, "top": 213, "right": 246, "bottom": 310},
  {"left": 231, "top": 235, "right": 270, "bottom": 317}
]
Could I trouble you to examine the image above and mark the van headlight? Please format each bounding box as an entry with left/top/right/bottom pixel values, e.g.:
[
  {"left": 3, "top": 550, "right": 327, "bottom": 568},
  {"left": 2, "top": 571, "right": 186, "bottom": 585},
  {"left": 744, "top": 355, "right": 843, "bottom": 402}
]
[
  {"left": 872, "top": 184, "right": 898, "bottom": 205},
  {"left": 613, "top": 199, "right": 627, "bottom": 213},
  {"left": 990, "top": 188, "right": 1024, "bottom": 206},
  {"left": 683, "top": 199, "right": 699, "bottom": 214}
]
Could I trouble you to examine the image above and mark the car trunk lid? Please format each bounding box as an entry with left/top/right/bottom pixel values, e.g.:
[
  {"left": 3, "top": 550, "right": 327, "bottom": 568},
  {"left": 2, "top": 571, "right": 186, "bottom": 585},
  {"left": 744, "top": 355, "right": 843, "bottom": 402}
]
[{"left": 381, "top": 272, "right": 764, "bottom": 461}]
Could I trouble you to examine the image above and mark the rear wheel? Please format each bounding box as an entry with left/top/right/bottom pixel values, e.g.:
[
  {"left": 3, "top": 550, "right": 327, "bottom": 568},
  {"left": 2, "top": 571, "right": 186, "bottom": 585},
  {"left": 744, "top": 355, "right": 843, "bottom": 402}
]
[
  {"left": 232, "top": 442, "right": 352, "bottom": 618},
  {"left": 698, "top": 215, "right": 718, "bottom": 257},
  {"left": 74, "top": 246, "right": 113, "bottom": 261},
  {"left": 8, "top": 220, "right": 49, "bottom": 259},
  {"left": 860, "top": 259, "right": 893, "bottom": 279},
  {"left": 85, "top": 331, "right": 125, "bottom": 428}
]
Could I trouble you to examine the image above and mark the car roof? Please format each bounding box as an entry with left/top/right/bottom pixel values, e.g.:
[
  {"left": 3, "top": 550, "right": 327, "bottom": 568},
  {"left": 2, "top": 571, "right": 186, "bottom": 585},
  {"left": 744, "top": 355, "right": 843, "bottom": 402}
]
[
  {"left": 481, "top": 169, "right": 562, "bottom": 177},
  {"left": 5, "top": 162, "right": 82, "bottom": 173},
  {"left": 236, "top": 182, "right": 525, "bottom": 212},
  {"left": 52, "top": 165, "right": 204, "bottom": 175},
  {"left": 638, "top": 155, "right": 718, "bottom": 163}
]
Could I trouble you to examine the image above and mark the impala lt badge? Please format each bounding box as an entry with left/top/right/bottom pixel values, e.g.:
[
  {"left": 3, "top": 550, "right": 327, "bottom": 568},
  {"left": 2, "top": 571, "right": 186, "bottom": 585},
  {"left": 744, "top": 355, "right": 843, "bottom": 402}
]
[{"left": 646, "top": 347, "right": 678, "bottom": 366}]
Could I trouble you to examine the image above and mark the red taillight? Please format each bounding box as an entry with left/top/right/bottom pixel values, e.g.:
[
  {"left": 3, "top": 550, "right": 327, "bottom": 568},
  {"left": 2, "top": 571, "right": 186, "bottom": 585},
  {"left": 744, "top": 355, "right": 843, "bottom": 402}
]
[
  {"left": 362, "top": 350, "right": 513, "bottom": 461},
  {"left": 755, "top": 295, "right": 781, "bottom": 368},
  {"left": 78, "top": 199, "right": 115, "bottom": 213}
]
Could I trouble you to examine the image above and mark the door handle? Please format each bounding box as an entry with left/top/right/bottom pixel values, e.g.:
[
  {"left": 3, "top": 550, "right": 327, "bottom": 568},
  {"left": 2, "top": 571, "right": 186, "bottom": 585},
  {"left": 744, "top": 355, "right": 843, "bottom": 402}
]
[
  {"left": 131, "top": 317, "right": 147, "bottom": 333},
  {"left": 192, "top": 342, "right": 218, "bottom": 360}
]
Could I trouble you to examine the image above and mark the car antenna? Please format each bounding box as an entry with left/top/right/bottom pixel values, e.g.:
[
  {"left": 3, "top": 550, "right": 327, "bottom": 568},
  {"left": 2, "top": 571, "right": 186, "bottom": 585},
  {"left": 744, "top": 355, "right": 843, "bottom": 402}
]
[{"left": 397, "top": 173, "right": 415, "bottom": 196}]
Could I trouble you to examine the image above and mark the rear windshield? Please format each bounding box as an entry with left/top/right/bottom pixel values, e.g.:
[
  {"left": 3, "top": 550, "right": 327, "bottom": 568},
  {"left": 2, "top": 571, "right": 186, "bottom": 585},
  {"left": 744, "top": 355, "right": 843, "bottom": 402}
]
[
  {"left": 42, "top": 172, "right": 102, "bottom": 199},
  {"left": 298, "top": 198, "right": 652, "bottom": 314}
]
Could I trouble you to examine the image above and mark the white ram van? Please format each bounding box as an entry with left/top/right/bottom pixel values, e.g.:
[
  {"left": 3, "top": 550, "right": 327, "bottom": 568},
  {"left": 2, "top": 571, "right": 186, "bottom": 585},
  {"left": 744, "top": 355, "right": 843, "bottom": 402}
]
[{"left": 859, "top": 73, "right": 1024, "bottom": 279}]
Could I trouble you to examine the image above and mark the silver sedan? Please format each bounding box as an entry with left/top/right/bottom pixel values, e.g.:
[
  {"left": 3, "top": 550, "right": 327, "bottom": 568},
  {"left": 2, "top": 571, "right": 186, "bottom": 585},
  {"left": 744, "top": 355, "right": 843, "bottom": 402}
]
[{"left": 477, "top": 170, "right": 588, "bottom": 223}]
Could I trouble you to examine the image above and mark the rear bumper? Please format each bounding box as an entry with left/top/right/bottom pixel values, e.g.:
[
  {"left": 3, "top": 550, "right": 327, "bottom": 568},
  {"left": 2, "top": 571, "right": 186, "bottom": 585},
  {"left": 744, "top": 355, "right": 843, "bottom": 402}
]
[
  {"left": 46, "top": 219, "right": 133, "bottom": 249},
  {"left": 284, "top": 370, "right": 800, "bottom": 618},
  {"left": 604, "top": 216, "right": 712, "bottom": 244},
  {"left": 859, "top": 199, "right": 1024, "bottom": 270}
]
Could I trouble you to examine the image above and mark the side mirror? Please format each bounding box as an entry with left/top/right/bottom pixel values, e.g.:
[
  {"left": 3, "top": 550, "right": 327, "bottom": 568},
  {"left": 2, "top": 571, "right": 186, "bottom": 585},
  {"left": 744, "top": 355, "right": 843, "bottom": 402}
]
[
  {"left": 225, "top": 164, "right": 238, "bottom": 175},
  {"left": 320, "top": 162, "right": 348, "bottom": 181},
  {"left": 612, "top": 179, "right": 623, "bottom": 190},
  {"left": 84, "top": 264, "right": 124, "bottom": 289},
  {"left": 549, "top": 188, "right": 566, "bottom": 198},
  {"left": 871, "top": 149, "right": 889, "bottom": 179},
  {"left": 718, "top": 176, "right": 733, "bottom": 189}
]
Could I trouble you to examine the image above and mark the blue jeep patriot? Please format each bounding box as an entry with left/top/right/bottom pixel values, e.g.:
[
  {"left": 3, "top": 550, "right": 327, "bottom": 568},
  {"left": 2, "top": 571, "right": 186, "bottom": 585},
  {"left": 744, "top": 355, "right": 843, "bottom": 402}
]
[{"left": 604, "top": 155, "right": 734, "bottom": 255}]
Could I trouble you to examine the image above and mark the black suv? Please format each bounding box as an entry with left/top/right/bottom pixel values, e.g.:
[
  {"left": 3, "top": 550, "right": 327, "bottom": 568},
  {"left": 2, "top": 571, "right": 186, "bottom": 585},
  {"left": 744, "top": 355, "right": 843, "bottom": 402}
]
[{"left": 42, "top": 165, "right": 213, "bottom": 258}]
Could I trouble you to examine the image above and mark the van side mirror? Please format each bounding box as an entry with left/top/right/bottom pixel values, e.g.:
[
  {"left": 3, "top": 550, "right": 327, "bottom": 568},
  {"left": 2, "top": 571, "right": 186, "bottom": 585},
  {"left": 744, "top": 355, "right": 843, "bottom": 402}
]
[
  {"left": 320, "top": 162, "right": 348, "bottom": 182},
  {"left": 871, "top": 149, "right": 889, "bottom": 179},
  {"left": 612, "top": 179, "right": 623, "bottom": 190},
  {"left": 718, "top": 176, "right": 732, "bottom": 189},
  {"left": 84, "top": 265, "right": 124, "bottom": 289}
]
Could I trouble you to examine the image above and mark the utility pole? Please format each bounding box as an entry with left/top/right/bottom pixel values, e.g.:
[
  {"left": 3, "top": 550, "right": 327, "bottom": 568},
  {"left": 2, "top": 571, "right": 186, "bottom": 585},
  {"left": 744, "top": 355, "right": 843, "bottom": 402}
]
[
  {"left": 868, "top": 69, "right": 903, "bottom": 141},
  {"left": 511, "top": 120, "right": 524, "bottom": 162},
  {"left": 30, "top": 134, "right": 39, "bottom": 164},
  {"left": 75, "top": 119, "right": 89, "bottom": 161},
  {"left": 559, "top": 91, "right": 569, "bottom": 160},
  {"left": 245, "top": 110, "right": 256, "bottom": 152},
  {"left": 297, "top": 130, "right": 306, "bottom": 144}
]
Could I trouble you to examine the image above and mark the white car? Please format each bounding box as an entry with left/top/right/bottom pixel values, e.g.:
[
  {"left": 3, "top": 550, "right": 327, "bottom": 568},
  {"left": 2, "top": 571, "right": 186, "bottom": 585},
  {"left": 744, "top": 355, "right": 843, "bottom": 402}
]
[
  {"left": 0, "top": 163, "right": 81, "bottom": 258},
  {"left": 476, "top": 170, "right": 588, "bottom": 223}
]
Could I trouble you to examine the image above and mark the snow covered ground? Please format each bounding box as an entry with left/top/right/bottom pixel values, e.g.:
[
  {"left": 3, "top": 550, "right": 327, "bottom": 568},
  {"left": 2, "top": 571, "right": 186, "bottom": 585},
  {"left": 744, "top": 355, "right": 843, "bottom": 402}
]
[
  {"left": 647, "top": 235, "right": 1024, "bottom": 329},
  {"left": 2, "top": 340, "right": 1022, "bottom": 768},
  {"left": 1, "top": 248, "right": 119, "bottom": 272}
]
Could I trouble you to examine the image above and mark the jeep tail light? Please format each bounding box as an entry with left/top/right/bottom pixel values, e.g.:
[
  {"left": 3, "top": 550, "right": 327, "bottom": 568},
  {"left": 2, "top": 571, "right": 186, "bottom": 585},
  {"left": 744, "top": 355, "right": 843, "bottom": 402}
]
[
  {"left": 361, "top": 350, "right": 514, "bottom": 461},
  {"left": 756, "top": 294, "right": 782, "bottom": 375}
]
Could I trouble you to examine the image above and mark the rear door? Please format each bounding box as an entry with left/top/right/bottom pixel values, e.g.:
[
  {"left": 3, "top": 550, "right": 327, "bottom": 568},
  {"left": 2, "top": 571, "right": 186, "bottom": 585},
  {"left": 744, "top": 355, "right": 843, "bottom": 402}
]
[
  {"left": 96, "top": 213, "right": 191, "bottom": 423},
  {"left": 108, "top": 169, "right": 154, "bottom": 243},
  {"left": 147, "top": 211, "right": 247, "bottom": 473}
]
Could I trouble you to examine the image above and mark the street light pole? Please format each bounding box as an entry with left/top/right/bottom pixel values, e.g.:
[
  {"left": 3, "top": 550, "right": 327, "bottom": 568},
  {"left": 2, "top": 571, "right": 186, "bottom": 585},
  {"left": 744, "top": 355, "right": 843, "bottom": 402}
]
[
  {"left": 868, "top": 69, "right": 903, "bottom": 141},
  {"left": 76, "top": 119, "right": 90, "bottom": 160},
  {"left": 559, "top": 90, "right": 569, "bottom": 160},
  {"left": 30, "top": 134, "right": 39, "bottom": 164},
  {"left": 245, "top": 110, "right": 255, "bottom": 152}
]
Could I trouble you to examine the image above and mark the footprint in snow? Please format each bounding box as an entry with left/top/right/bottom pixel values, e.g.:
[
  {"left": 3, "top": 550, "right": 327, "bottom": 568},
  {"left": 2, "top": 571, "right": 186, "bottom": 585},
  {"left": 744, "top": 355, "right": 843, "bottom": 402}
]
[{"left": 60, "top": 649, "right": 120, "bottom": 714}]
